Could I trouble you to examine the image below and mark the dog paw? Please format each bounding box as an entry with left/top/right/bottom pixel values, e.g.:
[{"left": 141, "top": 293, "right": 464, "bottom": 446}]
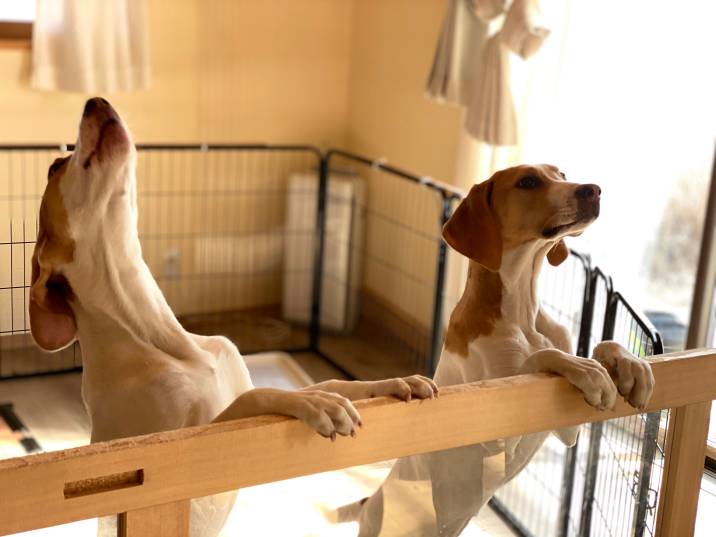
[
  {"left": 591, "top": 341, "right": 655, "bottom": 410},
  {"left": 289, "top": 391, "right": 361, "bottom": 440},
  {"left": 370, "top": 375, "right": 439, "bottom": 401},
  {"left": 560, "top": 356, "right": 618, "bottom": 411}
]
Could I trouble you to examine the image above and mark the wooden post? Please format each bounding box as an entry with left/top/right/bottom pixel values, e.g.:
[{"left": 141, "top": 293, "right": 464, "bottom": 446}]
[
  {"left": 118, "top": 500, "right": 190, "bottom": 537},
  {"left": 655, "top": 403, "right": 711, "bottom": 536}
]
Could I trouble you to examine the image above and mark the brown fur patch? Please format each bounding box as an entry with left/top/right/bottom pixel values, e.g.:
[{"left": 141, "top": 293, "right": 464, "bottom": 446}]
[
  {"left": 444, "top": 261, "right": 503, "bottom": 357},
  {"left": 32, "top": 160, "right": 75, "bottom": 301}
]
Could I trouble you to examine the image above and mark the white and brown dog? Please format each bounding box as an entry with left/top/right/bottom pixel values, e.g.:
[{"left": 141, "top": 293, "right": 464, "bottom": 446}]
[
  {"left": 352, "top": 165, "right": 655, "bottom": 536},
  {"left": 28, "top": 98, "right": 438, "bottom": 536}
]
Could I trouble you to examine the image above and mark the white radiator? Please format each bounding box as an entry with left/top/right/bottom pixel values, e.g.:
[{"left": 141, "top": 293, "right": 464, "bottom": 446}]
[{"left": 282, "top": 172, "right": 365, "bottom": 333}]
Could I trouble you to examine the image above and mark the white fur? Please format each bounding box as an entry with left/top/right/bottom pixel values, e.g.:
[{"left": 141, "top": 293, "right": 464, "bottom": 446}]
[
  {"left": 33, "top": 100, "right": 439, "bottom": 537},
  {"left": 354, "top": 224, "right": 655, "bottom": 537}
]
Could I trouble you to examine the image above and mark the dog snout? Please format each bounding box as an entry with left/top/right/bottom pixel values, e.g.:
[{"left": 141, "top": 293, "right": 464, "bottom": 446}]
[
  {"left": 575, "top": 184, "right": 601, "bottom": 200},
  {"left": 83, "top": 98, "right": 101, "bottom": 117},
  {"left": 82, "top": 97, "right": 114, "bottom": 118}
]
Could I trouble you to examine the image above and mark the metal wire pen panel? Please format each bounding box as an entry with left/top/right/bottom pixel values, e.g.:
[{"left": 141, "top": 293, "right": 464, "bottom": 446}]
[
  {"left": 563, "top": 269, "right": 614, "bottom": 537},
  {"left": 0, "top": 148, "right": 82, "bottom": 377},
  {"left": 578, "top": 293, "right": 666, "bottom": 537},
  {"left": 137, "top": 147, "right": 321, "bottom": 355},
  {"left": 491, "top": 251, "right": 591, "bottom": 537},
  {"left": 539, "top": 251, "right": 591, "bottom": 351},
  {"left": 0, "top": 145, "right": 321, "bottom": 379},
  {"left": 315, "top": 151, "right": 449, "bottom": 380},
  {"left": 588, "top": 269, "right": 612, "bottom": 356},
  {"left": 489, "top": 261, "right": 666, "bottom": 537}
]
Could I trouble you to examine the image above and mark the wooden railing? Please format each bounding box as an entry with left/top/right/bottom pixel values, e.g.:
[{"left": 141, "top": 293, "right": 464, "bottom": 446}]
[{"left": 1, "top": 349, "right": 715, "bottom": 536}]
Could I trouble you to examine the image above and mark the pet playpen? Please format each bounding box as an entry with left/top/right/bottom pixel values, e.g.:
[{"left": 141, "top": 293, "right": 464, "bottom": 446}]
[{"left": 0, "top": 144, "right": 709, "bottom": 536}]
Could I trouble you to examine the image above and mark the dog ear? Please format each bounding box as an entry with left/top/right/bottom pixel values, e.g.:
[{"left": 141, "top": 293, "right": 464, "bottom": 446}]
[
  {"left": 547, "top": 239, "right": 569, "bottom": 266},
  {"left": 442, "top": 181, "right": 502, "bottom": 271},
  {"left": 29, "top": 240, "right": 77, "bottom": 352}
]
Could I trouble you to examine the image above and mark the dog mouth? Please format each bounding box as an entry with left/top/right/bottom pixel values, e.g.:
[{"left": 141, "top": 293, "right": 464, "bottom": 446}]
[
  {"left": 542, "top": 206, "right": 600, "bottom": 238},
  {"left": 80, "top": 97, "right": 130, "bottom": 170},
  {"left": 82, "top": 118, "right": 123, "bottom": 169},
  {"left": 542, "top": 222, "right": 576, "bottom": 238}
]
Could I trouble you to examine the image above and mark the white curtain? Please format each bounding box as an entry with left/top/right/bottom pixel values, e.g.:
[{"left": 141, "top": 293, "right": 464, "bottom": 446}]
[
  {"left": 32, "top": 0, "right": 150, "bottom": 93},
  {"left": 427, "top": 0, "right": 552, "bottom": 147}
]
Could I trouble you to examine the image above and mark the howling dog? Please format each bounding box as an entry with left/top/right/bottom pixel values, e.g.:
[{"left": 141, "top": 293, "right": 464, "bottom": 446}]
[{"left": 29, "top": 98, "right": 438, "bottom": 536}]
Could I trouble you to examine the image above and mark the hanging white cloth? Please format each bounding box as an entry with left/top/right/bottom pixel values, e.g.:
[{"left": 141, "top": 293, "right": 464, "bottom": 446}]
[
  {"left": 425, "top": 0, "right": 489, "bottom": 107},
  {"left": 31, "top": 0, "right": 150, "bottom": 93},
  {"left": 464, "top": 34, "right": 517, "bottom": 146},
  {"left": 426, "top": 0, "right": 551, "bottom": 146},
  {"left": 500, "top": 0, "right": 551, "bottom": 59}
]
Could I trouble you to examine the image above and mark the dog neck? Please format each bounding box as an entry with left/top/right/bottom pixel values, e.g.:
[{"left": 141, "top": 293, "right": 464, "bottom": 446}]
[
  {"left": 67, "top": 202, "right": 202, "bottom": 369},
  {"left": 444, "top": 241, "right": 550, "bottom": 357},
  {"left": 498, "top": 241, "right": 550, "bottom": 327}
]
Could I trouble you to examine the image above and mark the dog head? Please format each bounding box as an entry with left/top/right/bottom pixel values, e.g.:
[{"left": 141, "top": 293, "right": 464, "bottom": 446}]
[
  {"left": 29, "top": 98, "right": 137, "bottom": 351},
  {"left": 443, "top": 164, "right": 600, "bottom": 271}
]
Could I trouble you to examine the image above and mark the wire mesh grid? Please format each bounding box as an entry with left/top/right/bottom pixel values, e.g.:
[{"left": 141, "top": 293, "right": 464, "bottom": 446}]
[
  {"left": 316, "top": 153, "right": 446, "bottom": 379},
  {"left": 0, "top": 148, "right": 81, "bottom": 377},
  {"left": 579, "top": 292, "right": 666, "bottom": 537},
  {"left": 0, "top": 146, "right": 322, "bottom": 378},
  {"left": 491, "top": 251, "right": 590, "bottom": 537},
  {"left": 137, "top": 148, "right": 320, "bottom": 354},
  {"left": 490, "top": 260, "right": 667, "bottom": 537},
  {"left": 570, "top": 288, "right": 668, "bottom": 537},
  {"left": 565, "top": 269, "right": 612, "bottom": 537}
]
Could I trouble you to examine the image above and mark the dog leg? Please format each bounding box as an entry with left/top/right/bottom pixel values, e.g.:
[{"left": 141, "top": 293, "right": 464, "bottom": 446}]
[
  {"left": 591, "top": 341, "right": 655, "bottom": 409},
  {"left": 213, "top": 387, "right": 360, "bottom": 439},
  {"left": 521, "top": 349, "right": 618, "bottom": 411},
  {"left": 304, "top": 375, "right": 439, "bottom": 401}
]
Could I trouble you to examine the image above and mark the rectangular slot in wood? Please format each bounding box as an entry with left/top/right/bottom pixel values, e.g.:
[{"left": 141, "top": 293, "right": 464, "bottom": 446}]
[{"left": 64, "top": 469, "right": 144, "bottom": 499}]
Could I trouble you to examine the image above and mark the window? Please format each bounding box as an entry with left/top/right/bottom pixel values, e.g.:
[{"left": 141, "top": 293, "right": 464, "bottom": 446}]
[
  {"left": 0, "top": 1, "right": 34, "bottom": 48},
  {"left": 502, "top": 0, "right": 715, "bottom": 529}
]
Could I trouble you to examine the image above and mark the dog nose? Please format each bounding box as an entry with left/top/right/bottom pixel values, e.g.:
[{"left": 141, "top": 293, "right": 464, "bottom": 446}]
[
  {"left": 83, "top": 97, "right": 109, "bottom": 117},
  {"left": 575, "top": 184, "right": 601, "bottom": 200}
]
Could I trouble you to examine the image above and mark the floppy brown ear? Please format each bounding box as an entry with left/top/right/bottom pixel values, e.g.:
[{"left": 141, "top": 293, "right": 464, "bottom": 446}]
[
  {"left": 547, "top": 239, "right": 569, "bottom": 266},
  {"left": 29, "top": 244, "right": 77, "bottom": 352},
  {"left": 442, "top": 181, "right": 502, "bottom": 271}
]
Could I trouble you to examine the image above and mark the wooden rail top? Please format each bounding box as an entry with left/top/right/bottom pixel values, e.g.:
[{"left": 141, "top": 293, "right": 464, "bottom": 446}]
[{"left": 1, "top": 349, "right": 715, "bottom": 535}]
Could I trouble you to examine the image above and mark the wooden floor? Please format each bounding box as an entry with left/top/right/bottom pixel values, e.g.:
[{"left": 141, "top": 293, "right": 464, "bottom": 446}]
[
  {"left": 180, "top": 305, "right": 430, "bottom": 380},
  {"left": 0, "top": 354, "right": 514, "bottom": 537}
]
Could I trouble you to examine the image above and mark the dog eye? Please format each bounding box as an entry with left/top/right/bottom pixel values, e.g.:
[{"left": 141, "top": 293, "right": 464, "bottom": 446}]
[
  {"left": 559, "top": 171, "right": 566, "bottom": 179},
  {"left": 516, "top": 175, "right": 541, "bottom": 189}
]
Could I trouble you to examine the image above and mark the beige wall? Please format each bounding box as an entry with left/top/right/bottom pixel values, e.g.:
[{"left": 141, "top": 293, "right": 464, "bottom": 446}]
[
  {"left": 346, "top": 0, "right": 462, "bottom": 185},
  {"left": 345, "top": 0, "right": 464, "bottom": 327},
  {"left": 0, "top": 0, "right": 460, "bottom": 329},
  {"left": 0, "top": 0, "right": 354, "bottom": 327},
  {"left": 0, "top": 0, "right": 352, "bottom": 145}
]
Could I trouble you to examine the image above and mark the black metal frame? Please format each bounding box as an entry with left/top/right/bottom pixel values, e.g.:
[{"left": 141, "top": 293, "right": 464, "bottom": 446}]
[{"left": 312, "top": 149, "right": 463, "bottom": 378}]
